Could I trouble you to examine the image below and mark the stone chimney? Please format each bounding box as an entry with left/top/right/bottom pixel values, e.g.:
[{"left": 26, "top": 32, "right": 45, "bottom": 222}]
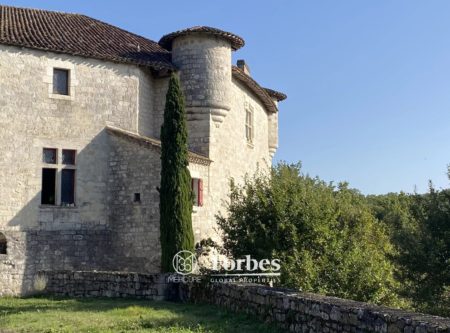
[{"left": 237, "top": 59, "right": 251, "bottom": 76}]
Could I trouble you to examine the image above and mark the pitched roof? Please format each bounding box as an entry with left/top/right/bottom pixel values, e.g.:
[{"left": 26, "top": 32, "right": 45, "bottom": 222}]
[
  {"left": 106, "top": 126, "right": 212, "bottom": 166},
  {"left": 159, "top": 26, "right": 245, "bottom": 51},
  {"left": 232, "top": 66, "right": 281, "bottom": 113},
  {"left": 0, "top": 5, "right": 174, "bottom": 70},
  {"left": 264, "top": 88, "right": 287, "bottom": 102}
]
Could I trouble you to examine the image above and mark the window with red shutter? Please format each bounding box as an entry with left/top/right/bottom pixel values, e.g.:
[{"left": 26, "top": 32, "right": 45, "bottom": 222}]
[
  {"left": 198, "top": 179, "right": 203, "bottom": 207},
  {"left": 192, "top": 178, "right": 204, "bottom": 207}
]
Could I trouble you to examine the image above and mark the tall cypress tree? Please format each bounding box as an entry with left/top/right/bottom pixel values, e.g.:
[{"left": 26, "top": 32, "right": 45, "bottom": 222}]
[{"left": 159, "top": 73, "right": 194, "bottom": 272}]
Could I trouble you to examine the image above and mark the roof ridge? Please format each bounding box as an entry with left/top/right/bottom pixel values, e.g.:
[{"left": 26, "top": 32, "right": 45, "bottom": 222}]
[
  {"left": 76, "top": 13, "right": 167, "bottom": 52},
  {"left": 0, "top": 4, "right": 81, "bottom": 16},
  {"left": 0, "top": 5, "right": 165, "bottom": 50},
  {"left": 105, "top": 126, "right": 212, "bottom": 165}
]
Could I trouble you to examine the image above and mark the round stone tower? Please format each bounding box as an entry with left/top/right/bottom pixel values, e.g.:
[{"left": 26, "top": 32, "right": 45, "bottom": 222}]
[
  {"left": 159, "top": 27, "right": 244, "bottom": 156},
  {"left": 160, "top": 26, "right": 244, "bottom": 124}
]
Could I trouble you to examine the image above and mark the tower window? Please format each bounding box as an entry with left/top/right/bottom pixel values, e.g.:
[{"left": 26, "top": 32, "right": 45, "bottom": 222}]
[
  {"left": 245, "top": 107, "right": 254, "bottom": 143},
  {"left": 0, "top": 233, "right": 7, "bottom": 255},
  {"left": 134, "top": 193, "right": 141, "bottom": 203},
  {"left": 53, "top": 68, "right": 70, "bottom": 95}
]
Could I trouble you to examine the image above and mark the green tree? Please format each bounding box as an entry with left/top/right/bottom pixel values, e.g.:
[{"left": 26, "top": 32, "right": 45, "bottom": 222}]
[
  {"left": 217, "top": 163, "right": 401, "bottom": 306},
  {"left": 366, "top": 174, "right": 450, "bottom": 316},
  {"left": 159, "top": 73, "right": 194, "bottom": 272},
  {"left": 386, "top": 185, "right": 450, "bottom": 315}
]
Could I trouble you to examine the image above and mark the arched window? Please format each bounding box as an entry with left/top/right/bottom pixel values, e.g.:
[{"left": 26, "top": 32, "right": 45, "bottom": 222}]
[{"left": 0, "top": 233, "right": 7, "bottom": 255}]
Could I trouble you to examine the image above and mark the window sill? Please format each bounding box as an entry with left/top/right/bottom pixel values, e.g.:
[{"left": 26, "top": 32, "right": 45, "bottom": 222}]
[
  {"left": 39, "top": 205, "right": 77, "bottom": 209},
  {"left": 49, "top": 93, "right": 73, "bottom": 101}
]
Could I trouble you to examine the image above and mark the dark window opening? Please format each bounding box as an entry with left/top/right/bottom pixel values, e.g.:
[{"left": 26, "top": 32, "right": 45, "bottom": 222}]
[
  {"left": 61, "top": 169, "right": 75, "bottom": 206},
  {"left": 43, "top": 148, "right": 57, "bottom": 164},
  {"left": 41, "top": 168, "right": 56, "bottom": 205},
  {"left": 53, "top": 68, "right": 69, "bottom": 95},
  {"left": 134, "top": 193, "right": 141, "bottom": 203},
  {"left": 0, "top": 233, "right": 6, "bottom": 255},
  {"left": 62, "top": 149, "right": 76, "bottom": 165}
]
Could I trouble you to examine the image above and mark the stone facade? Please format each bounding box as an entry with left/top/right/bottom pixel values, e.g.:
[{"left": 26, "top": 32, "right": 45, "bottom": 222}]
[
  {"left": 181, "top": 283, "right": 450, "bottom": 333},
  {"left": 0, "top": 22, "right": 282, "bottom": 295}
]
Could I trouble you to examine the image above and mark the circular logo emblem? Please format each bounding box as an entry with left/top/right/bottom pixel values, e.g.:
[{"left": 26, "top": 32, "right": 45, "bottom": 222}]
[{"left": 172, "top": 250, "right": 198, "bottom": 275}]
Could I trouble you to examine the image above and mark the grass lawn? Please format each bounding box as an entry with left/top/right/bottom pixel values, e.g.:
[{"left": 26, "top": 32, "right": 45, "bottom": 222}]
[{"left": 0, "top": 297, "right": 282, "bottom": 333}]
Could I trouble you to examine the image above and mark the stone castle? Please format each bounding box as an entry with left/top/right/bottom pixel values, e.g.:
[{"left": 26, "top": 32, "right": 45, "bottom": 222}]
[{"left": 0, "top": 5, "right": 285, "bottom": 295}]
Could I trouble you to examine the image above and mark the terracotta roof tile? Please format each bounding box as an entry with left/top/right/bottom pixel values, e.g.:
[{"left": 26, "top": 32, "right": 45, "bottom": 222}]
[
  {"left": 232, "top": 66, "right": 285, "bottom": 113},
  {"left": 106, "top": 126, "right": 212, "bottom": 166},
  {"left": 159, "top": 26, "right": 245, "bottom": 51},
  {"left": 264, "top": 88, "right": 287, "bottom": 101},
  {"left": 0, "top": 5, "right": 174, "bottom": 70}
]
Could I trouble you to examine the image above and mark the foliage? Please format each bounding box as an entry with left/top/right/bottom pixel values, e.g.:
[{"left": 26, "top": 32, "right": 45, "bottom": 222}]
[
  {"left": 159, "top": 73, "right": 194, "bottom": 272},
  {"left": 368, "top": 180, "right": 450, "bottom": 316},
  {"left": 0, "top": 297, "right": 282, "bottom": 332},
  {"left": 217, "top": 162, "right": 401, "bottom": 306}
]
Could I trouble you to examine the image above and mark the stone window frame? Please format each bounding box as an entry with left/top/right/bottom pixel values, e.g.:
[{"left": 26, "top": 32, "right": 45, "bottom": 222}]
[
  {"left": 44, "top": 59, "right": 78, "bottom": 101},
  {"left": 245, "top": 103, "right": 254, "bottom": 147},
  {"left": 40, "top": 148, "right": 78, "bottom": 208}
]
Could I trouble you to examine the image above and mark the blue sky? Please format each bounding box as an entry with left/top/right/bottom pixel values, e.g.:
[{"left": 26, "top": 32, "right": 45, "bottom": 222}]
[{"left": 3, "top": 0, "right": 450, "bottom": 194}]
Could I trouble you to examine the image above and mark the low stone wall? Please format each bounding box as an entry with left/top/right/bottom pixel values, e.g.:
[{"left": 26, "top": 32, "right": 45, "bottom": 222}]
[
  {"left": 181, "top": 282, "right": 450, "bottom": 333},
  {"left": 40, "top": 270, "right": 175, "bottom": 300},
  {"left": 33, "top": 271, "right": 450, "bottom": 332}
]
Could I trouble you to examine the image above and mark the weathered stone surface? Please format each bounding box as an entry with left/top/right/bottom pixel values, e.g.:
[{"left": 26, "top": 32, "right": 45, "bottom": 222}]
[
  {"left": 180, "top": 283, "right": 450, "bottom": 333},
  {"left": 41, "top": 270, "right": 174, "bottom": 300}
]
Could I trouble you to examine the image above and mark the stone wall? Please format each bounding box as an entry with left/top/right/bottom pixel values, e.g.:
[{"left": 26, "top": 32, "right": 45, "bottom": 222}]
[
  {"left": 0, "top": 227, "right": 115, "bottom": 296},
  {"left": 206, "top": 78, "right": 273, "bottom": 240},
  {"left": 107, "top": 130, "right": 162, "bottom": 273},
  {"left": 0, "top": 45, "right": 154, "bottom": 231},
  {"left": 41, "top": 270, "right": 175, "bottom": 300},
  {"left": 0, "top": 45, "right": 160, "bottom": 295},
  {"left": 181, "top": 283, "right": 450, "bottom": 333}
]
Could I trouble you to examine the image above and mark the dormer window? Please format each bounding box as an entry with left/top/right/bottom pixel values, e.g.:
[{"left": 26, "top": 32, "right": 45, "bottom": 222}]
[{"left": 53, "top": 68, "right": 70, "bottom": 95}]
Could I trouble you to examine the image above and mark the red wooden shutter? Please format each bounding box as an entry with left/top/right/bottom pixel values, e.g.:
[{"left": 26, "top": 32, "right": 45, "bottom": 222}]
[{"left": 198, "top": 179, "right": 203, "bottom": 207}]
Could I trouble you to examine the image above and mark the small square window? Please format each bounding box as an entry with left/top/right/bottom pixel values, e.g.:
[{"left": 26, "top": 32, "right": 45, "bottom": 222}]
[
  {"left": 134, "top": 193, "right": 141, "bottom": 203},
  {"left": 62, "top": 149, "right": 76, "bottom": 165},
  {"left": 53, "top": 68, "right": 69, "bottom": 95},
  {"left": 43, "top": 148, "right": 57, "bottom": 164}
]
